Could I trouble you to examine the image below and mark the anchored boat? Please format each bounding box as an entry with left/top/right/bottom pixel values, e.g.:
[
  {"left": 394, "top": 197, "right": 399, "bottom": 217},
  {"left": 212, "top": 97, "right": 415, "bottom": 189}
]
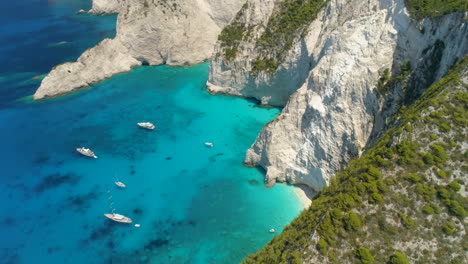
[
  {"left": 137, "top": 122, "right": 155, "bottom": 130},
  {"left": 104, "top": 213, "right": 132, "bottom": 223},
  {"left": 76, "top": 147, "right": 97, "bottom": 158},
  {"left": 115, "top": 181, "right": 126, "bottom": 188}
]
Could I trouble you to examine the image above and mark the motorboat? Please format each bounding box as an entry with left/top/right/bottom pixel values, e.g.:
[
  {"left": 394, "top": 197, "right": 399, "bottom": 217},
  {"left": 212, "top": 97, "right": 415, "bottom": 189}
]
[
  {"left": 104, "top": 213, "right": 132, "bottom": 223},
  {"left": 204, "top": 142, "right": 214, "bottom": 147},
  {"left": 137, "top": 122, "right": 155, "bottom": 130},
  {"left": 269, "top": 229, "right": 275, "bottom": 233},
  {"left": 115, "top": 181, "right": 126, "bottom": 188},
  {"left": 76, "top": 147, "right": 97, "bottom": 158}
]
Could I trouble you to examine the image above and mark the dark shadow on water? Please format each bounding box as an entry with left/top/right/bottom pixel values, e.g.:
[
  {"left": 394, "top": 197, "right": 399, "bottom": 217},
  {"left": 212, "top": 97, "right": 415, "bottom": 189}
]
[
  {"left": 132, "top": 208, "right": 143, "bottom": 216},
  {"left": 33, "top": 154, "right": 50, "bottom": 165},
  {"left": 86, "top": 221, "right": 119, "bottom": 242},
  {"left": 62, "top": 187, "right": 99, "bottom": 212},
  {"left": 248, "top": 179, "right": 260, "bottom": 186},
  {"left": 3, "top": 217, "right": 15, "bottom": 226},
  {"left": 34, "top": 173, "right": 81, "bottom": 194},
  {"left": 143, "top": 238, "right": 169, "bottom": 251}
]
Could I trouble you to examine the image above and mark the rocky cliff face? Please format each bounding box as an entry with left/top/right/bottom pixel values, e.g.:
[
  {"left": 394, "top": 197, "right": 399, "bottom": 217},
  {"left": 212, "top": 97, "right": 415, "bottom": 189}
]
[
  {"left": 33, "top": 0, "right": 245, "bottom": 100},
  {"left": 209, "top": 0, "right": 467, "bottom": 190}
]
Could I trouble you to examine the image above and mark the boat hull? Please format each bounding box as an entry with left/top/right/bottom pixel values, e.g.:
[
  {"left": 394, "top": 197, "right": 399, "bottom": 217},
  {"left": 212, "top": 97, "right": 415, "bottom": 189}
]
[
  {"left": 137, "top": 123, "right": 155, "bottom": 130},
  {"left": 115, "top": 182, "right": 126, "bottom": 188},
  {"left": 104, "top": 214, "right": 132, "bottom": 223},
  {"left": 76, "top": 148, "right": 97, "bottom": 158}
]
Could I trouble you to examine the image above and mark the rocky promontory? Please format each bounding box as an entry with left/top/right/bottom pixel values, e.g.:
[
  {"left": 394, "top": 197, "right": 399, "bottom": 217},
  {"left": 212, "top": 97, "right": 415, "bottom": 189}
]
[{"left": 34, "top": 0, "right": 244, "bottom": 100}]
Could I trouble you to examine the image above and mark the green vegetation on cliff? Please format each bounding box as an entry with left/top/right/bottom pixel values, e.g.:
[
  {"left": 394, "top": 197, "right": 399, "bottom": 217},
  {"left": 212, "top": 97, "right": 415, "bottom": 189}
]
[
  {"left": 406, "top": 0, "right": 468, "bottom": 20},
  {"left": 253, "top": 0, "right": 328, "bottom": 73},
  {"left": 217, "top": 2, "right": 251, "bottom": 61},
  {"left": 242, "top": 56, "right": 468, "bottom": 264}
]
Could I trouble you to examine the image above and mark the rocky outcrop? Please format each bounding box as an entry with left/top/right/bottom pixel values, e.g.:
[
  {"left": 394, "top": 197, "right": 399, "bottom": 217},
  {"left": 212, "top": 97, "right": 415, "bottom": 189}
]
[
  {"left": 89, "top": 0, "right": 125, "bottom": 14},
  {"left": 34, "top": 0, "right": 245, "bottom": 100},
  {"left": 209, "top": 0, "right": 467, "bottom": 190},
  {"left": 34, "top": 39, "right": 140, "bottom": 100}
]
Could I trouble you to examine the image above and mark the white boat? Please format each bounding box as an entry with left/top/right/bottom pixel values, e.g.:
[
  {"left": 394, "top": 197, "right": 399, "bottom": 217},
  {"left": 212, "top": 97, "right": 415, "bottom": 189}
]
[
  {"left": 137, "top": 122, "right": 155, "bottom": 130},
  {"left": 76, "top": 147, "right": 97, "bottom": 158},
  {"left": 104, "top": 213, "right": 132, "bottom": 223},
  {"left": 115, "top": 181, "right": 126, "bottom": 188},
  {"left": 269, "top": 229, "right": 275, "bottom": 233},
  {"left": 204, "top": 142, "right": 214, "bottom": 147}
]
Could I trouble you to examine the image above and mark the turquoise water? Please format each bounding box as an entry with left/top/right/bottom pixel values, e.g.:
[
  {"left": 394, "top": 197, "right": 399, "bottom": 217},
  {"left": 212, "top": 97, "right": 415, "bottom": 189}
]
[{"left": 0, "top": 1, "right": 304, "bottom": 263}]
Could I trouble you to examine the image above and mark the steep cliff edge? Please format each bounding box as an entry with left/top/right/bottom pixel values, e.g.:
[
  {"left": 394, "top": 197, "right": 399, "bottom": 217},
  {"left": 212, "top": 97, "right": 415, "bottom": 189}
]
[
  {"left": 209, "top": 0, "right": 467, "bottom": 191},
  {"left": 33, "top": 0, "right": 245, "bottom": 100},
  {"left": 243, "top": 54, "right": 468, "bottom": 264}
]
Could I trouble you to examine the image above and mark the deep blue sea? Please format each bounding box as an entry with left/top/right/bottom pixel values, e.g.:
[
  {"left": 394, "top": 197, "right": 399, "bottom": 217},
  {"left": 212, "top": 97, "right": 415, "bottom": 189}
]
[{"left": 0, "top": 1, "right": 303, "bottom": 263}]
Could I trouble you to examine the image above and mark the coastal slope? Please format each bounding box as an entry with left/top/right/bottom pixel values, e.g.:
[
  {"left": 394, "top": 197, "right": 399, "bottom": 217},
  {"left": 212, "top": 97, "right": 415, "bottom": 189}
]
[
  {"left": 209, "top": 0, "right": 468, "bottom": 191},
  {"left": 243, "top": 54, "right": 468, "bottom": 264},
  {"left": 33, "top": 0, "right": 245, "bottom": 100}
]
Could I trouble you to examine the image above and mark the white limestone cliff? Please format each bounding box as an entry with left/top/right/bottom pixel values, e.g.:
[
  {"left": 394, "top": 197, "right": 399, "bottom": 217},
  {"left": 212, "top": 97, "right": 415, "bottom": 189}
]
[
  {"left": 89, "top": 0, "right": 124, "bottom": 14},
  {"left": 209, "top": 0, "right": 467, "bottom": 190},
  {"left": 33, "top": 0, "right": 245, "bottom": 100}
]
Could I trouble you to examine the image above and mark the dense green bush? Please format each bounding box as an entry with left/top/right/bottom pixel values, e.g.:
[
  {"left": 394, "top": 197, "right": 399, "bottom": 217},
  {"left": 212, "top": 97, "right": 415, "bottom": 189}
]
[
  {"left": 369, "top": 193, "right": 383, "bottom": 204},
  {"left": 442, "top": 222, "right": 455, "bottom": 234},
  {"left": 436, "top": 169, "right": 447, "bottom": 178},
  {"left": 406, "top": 0, "right": 468, "bottom": 20},
  {"left": 344, "top": 212, "right": 362, "bottom": 231},
  {"left": 431, "top": 143, "right": 449, "bottom": 164},
  {"left": 406, "top": 173, "right": 422, "bottom": 183},
  {"left": 389, "top": 251, "right": 409, "bottom": 264},
  {"left": 416, "top": 184, "right": 436, "bottom": 201},
  {"left": 445, "top": 200, "right": 466, "bottom": 218},
  {"left": 354, "top": 246, "right": 374, "bottom": 264},
  {"left": 447, "top": 181, "right": 461, "bottom": 192},
  {"left": 422, "top": 204, "right": 435, "bottom": 214},
  {"left": 316, "top": 238, "right": 329, "bottom": 254},
  {"left": 398, "top": 212, "right": 416, "bottom": 229}
]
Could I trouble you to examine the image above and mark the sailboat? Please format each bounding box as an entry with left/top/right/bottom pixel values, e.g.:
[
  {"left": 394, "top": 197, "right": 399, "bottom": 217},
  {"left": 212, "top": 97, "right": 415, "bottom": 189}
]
[
  {"left": 104, "top": 213, "right": 132, "bottom": 223},
  {"left": 104, "top": 190, "right": 132, "bottom": 223}
]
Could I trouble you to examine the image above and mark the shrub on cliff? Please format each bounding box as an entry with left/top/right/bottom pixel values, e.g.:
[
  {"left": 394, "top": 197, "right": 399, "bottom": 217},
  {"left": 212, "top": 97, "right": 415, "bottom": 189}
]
[
  {"left": 406, "top": 0, "right": 468, "bottom": 20},
  {"left": 398, "top": 212, "right": 416, "bottom": 229},
  {"left": 344, "top": 212, "right": 362, "bottom": 231},
  {"left": 389, "top": 251, "right": 409, "bottom": 264},
  {"left": 316, "top": 238, "right": 329, "bottom": 254},
  {"left": 445, "top": 200, "right": 466, "bottom": 218},
  {"left": 442, "top": 222, "right": 455, "bottom": 234},
  {"left": 447, "top": 181, "right": 461, "bottom": 192},
  {"left": 354, "top": 246, "right": 374, "bottom": 264}
]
